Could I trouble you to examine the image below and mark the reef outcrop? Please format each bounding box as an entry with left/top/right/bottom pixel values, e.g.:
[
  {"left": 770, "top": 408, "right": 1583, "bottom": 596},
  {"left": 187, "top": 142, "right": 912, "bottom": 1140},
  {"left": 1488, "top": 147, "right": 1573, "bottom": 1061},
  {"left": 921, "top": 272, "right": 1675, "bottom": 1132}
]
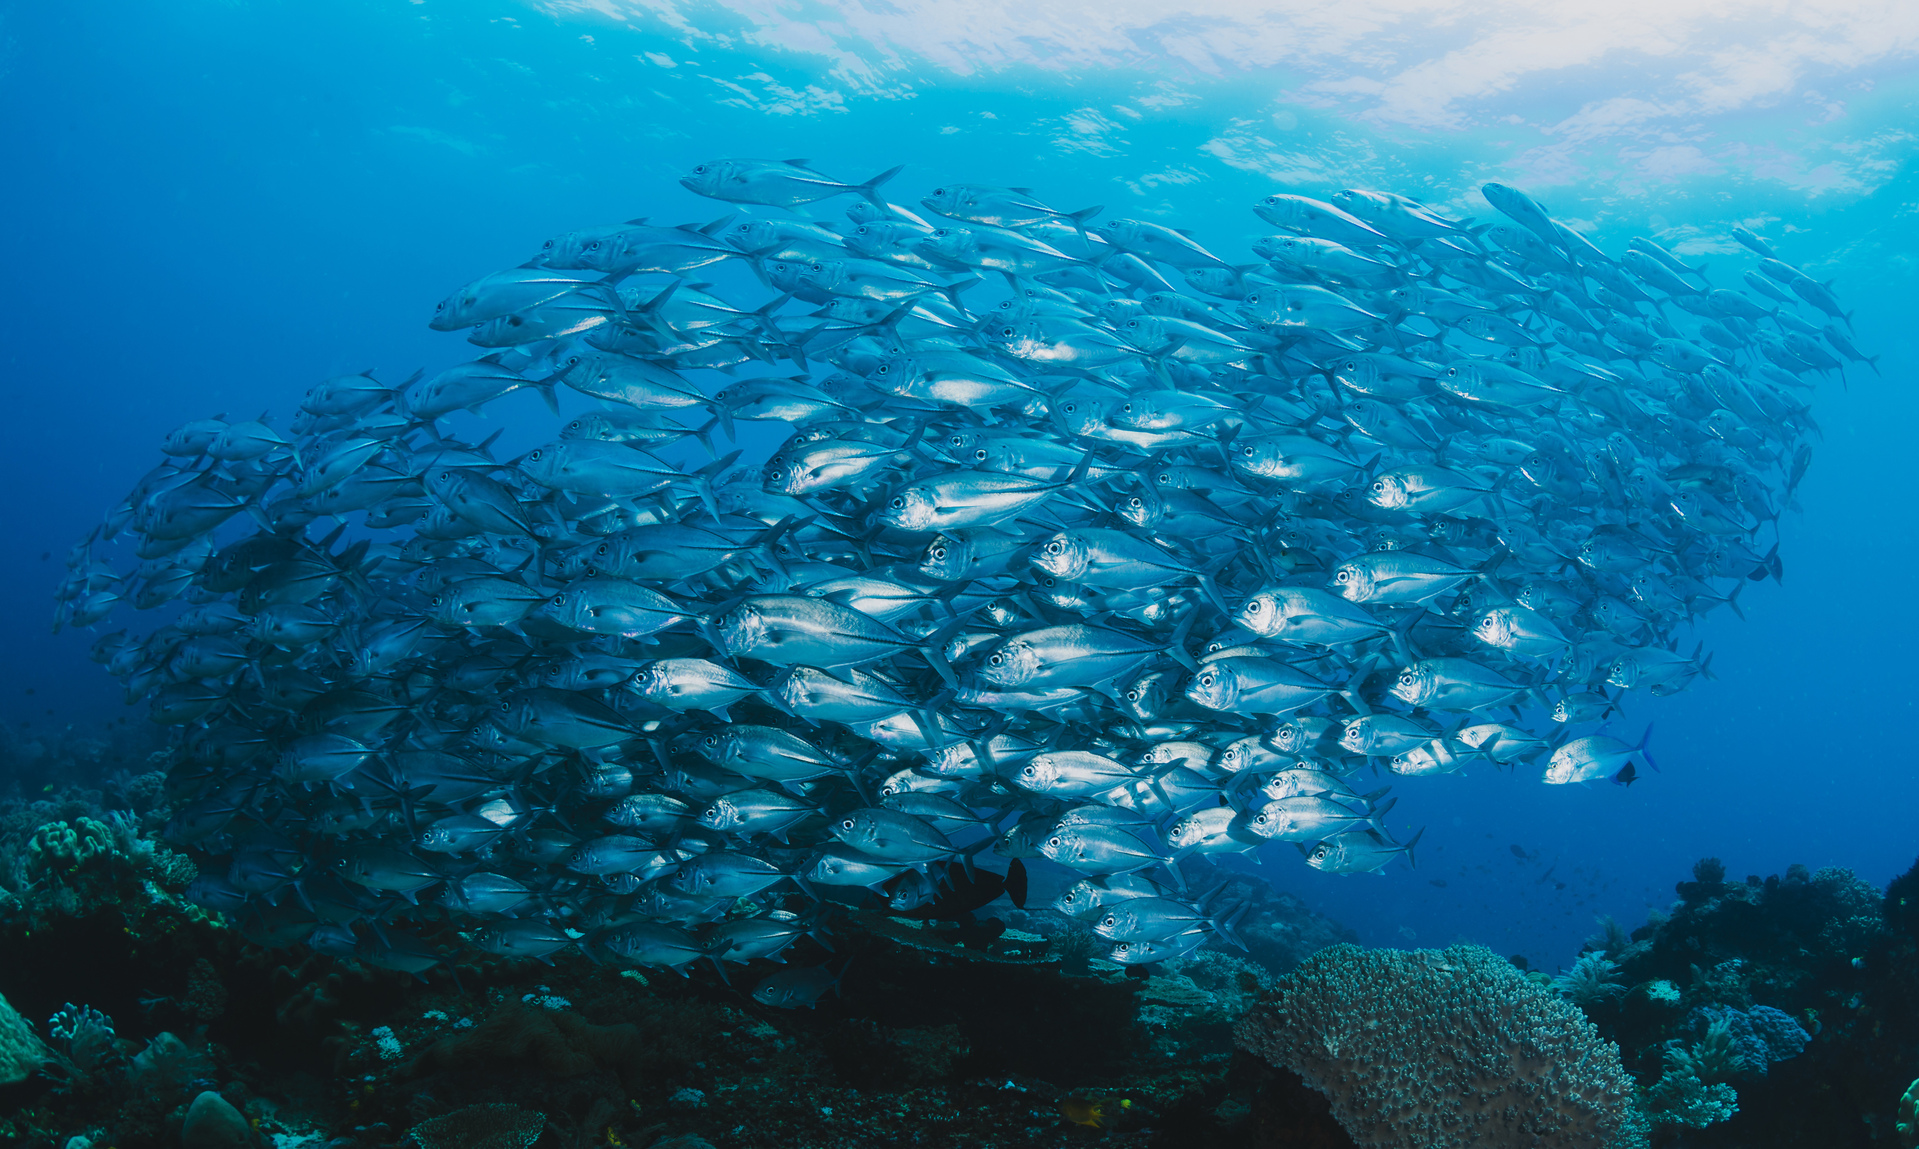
[{"left": 1236, "top": 943, "right": 1636, "bottom": 1149}]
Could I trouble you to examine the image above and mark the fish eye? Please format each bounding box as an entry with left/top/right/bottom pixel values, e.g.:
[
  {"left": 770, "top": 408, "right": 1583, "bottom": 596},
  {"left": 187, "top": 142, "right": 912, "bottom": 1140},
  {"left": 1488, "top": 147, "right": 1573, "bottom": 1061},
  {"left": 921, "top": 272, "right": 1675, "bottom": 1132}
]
[
  {"left": 1001, "top": 327, "right": 1015, "bottom": 337},
  {"left": 586, "top": 241, "right": 600, "bottom": 250},
  {"left": 1246, "top": 601, "right": 1263, "bottom": 613},
  {"left": 890, "top": 496, "right": 905, "bottom": 508},
  {"left": 694, "top": 165, "right": 707, "bottom": 173}
]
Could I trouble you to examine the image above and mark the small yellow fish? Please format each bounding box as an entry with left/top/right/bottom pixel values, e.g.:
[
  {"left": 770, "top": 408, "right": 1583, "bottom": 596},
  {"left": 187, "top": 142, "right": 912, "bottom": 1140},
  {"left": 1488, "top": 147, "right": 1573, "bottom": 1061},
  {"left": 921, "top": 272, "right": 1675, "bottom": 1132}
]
[{"left": 1059, "top": 1095, "right": 1130, "bottom": 1128}]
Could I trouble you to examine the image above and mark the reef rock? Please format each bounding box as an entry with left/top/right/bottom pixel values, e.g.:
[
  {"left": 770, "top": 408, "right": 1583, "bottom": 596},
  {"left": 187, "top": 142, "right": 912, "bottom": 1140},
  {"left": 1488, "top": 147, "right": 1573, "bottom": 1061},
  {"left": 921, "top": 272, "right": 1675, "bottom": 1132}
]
[
  {"left": 180, "top": 1090, "right": 256, "bottom": 1149},
  {"left": 0, "top": 989, "right": 47, "bottom": 1085}
]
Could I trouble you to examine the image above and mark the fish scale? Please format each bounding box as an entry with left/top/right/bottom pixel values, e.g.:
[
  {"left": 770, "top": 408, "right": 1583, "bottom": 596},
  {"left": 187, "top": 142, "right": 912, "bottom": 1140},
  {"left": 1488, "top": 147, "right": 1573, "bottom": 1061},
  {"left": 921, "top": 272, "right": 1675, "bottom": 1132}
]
[{"left": 65, "top": 164, "right": 1847, "bottom": 976}]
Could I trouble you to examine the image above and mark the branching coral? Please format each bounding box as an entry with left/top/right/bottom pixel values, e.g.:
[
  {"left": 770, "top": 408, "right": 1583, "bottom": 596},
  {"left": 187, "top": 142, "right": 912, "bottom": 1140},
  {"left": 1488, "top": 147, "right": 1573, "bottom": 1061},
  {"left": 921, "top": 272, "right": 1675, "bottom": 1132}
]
[
  {"left": 1643, "top": 1042, "right": 1740, "bottom": 1129},
  {"left": 1555, "top": 953, "right": 1628, "bottom": 1009},
  {"left": 1585, "top": 916, "right": 1634, "bottom": 961},
  {"left": 1676, "top": 1015, "right": 1750, "bottom": 1083},
  {"left": 46, "top": 1004, "right": 121, "bottom": 1078}
]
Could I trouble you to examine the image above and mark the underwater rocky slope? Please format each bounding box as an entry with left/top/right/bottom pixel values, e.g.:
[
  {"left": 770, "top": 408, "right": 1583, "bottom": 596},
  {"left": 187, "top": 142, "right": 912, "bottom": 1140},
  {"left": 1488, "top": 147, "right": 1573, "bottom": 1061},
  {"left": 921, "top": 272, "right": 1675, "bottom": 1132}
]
[{"left": 3, "top": 765, "right": 1919, "bottom": 1148}]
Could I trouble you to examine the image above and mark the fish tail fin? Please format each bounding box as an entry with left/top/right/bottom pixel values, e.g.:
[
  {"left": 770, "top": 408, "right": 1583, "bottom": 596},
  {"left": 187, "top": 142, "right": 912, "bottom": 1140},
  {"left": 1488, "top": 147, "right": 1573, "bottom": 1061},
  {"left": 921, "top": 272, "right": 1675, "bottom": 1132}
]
[
  {"left": 1067, "top": 204, "right": 1103, "bottom": 244},
  {"left": 917, "top": 613, "right": 972, "bottom": 688},
  {"left": 1339, "top": 653, "right": 1378, "bottom": 716},
  {"left": 1004, "top": 856, "right": 1029, "bottom": 908},
  {"left": 1212, "top": 900, "right": 1250, "bottom": 952},
  {"left": 939, "top": 276, "right": 980, "bottom": 311},
  {"left": 857, "top": 165, "right": 904, "bottom": 209},
  {"left": 688, "top": 415, "right": 721, "bottom": 456},
  {"left": 1722, "top": 580, "right": 1747, "bottom": 621},
  {"left": 1400, "top": 826, "right": 1425, "bottom": 868},
  {"left": 1195, "top": 563, "right": 1233, "bottom": 619},
  {"left": 750, "top": 291, "right": 793, "bottom": 334},
  {"left": 1388, "top": 607, "right": 1424, "bottom": 669},
  {"left": 1366, "top": 796, "right": 1399, "bottom": 834},
  {"left": 1166, "top": 610, "right": 1199, "bottom": 671},
  {"left": 1637, "top": 723, "right": 1661, "bottom": 773}
]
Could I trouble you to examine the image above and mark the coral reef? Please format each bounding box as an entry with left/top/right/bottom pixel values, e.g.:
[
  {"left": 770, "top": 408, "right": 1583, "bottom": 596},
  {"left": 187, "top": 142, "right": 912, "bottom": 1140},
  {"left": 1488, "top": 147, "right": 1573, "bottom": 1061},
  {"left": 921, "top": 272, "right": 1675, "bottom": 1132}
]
[
  {"left": 0, "top": 770, "right": 197, "bottom": 932},
  {"left": 1235, "top": 943, "right": 1635, "bottom": 1149},
  {"left": 0, "top": 765, "right": 1369, "bottom": 1149},
  {"left": 7, "top": 768, "right": 1919, "bottom": 1149},
  {"left": 1561, "top": 856, "right": 1919, "bottom": 1147}
]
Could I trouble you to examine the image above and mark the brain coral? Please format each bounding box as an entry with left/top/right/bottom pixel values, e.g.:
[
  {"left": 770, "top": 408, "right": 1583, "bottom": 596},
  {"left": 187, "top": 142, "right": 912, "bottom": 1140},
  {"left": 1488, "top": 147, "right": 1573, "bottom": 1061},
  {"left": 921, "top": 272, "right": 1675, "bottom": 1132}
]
[{"left": 1236, "top": 943, "right": 1635, "bottom": 1149}]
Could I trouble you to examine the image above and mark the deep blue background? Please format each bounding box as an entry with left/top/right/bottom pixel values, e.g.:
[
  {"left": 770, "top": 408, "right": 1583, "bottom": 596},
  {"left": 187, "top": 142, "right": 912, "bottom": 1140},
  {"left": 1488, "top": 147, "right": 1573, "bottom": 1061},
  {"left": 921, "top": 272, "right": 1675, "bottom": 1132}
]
[{"left": 3, "top": 0, "right": 1914, "bottom": 969}]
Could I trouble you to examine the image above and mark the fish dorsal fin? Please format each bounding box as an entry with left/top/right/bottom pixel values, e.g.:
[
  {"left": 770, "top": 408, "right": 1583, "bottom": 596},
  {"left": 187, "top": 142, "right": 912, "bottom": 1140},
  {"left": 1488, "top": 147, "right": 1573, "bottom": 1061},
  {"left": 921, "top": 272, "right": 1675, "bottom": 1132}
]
[
  {"left": 1010, "top": 187, "right": 1035, "bottom": 195},
  {"left": 784, "top": 158, "right": 815, "bottom": 169}
]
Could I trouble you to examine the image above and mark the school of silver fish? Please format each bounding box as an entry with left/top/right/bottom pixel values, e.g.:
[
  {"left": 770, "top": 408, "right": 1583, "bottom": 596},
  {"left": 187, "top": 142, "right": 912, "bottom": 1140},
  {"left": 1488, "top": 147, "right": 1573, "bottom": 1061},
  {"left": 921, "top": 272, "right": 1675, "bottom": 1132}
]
[{"left": 53, "top": 159, "right": 1855, "bottom": 987}]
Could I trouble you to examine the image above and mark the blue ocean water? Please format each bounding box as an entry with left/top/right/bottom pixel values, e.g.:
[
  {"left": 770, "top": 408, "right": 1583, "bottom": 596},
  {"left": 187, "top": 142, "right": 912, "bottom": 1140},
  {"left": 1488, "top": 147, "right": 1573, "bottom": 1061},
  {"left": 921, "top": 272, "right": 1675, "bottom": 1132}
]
[{"left": 3, "top": 0, "right": 1915, "bottom": 971}]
